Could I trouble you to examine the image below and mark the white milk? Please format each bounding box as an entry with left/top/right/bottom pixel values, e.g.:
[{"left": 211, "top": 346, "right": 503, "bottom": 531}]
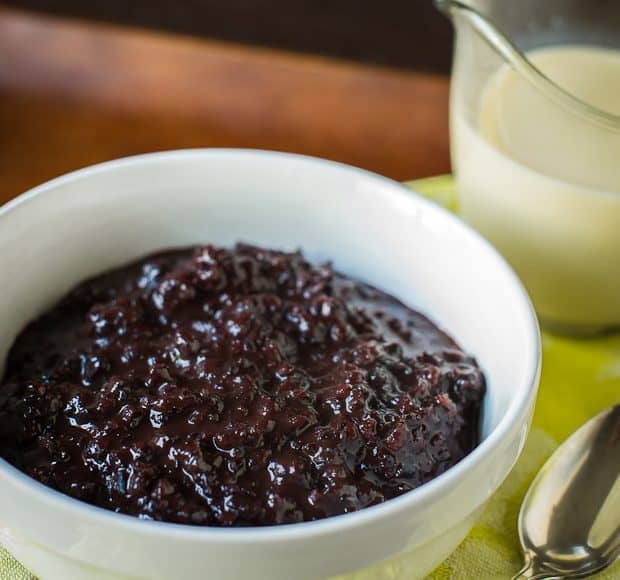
[{"left": 452, "top": 45, "right": 620, "bottom": 330}]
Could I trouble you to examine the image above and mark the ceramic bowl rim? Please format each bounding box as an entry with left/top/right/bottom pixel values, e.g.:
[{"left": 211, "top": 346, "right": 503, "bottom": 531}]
[{"left": 0, "top": 148, "right": 542, "bottom": 544}]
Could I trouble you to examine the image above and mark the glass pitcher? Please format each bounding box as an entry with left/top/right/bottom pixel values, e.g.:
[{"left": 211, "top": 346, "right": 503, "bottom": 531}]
[{"left": 437, "top": 0, "right": 620, "bottom": 335}]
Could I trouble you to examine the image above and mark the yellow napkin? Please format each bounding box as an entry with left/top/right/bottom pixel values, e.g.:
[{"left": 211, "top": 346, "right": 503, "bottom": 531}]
[
  {"left": 0, "top": 547, "right": 31, "bottom": 580},
  {"left": 1, "top": 176, "right": 619, "bottom": 580}
]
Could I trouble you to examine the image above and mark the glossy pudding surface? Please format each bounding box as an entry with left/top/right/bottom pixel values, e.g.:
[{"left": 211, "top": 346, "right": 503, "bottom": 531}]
[{"left": 0, "top": 244, "right": 485, "bottom": 526}]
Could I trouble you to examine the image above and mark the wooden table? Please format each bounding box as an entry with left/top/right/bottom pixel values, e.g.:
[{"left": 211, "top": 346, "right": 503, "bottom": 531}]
[{"left": 0, "top": 8, "right": 450, "bottom": 206}]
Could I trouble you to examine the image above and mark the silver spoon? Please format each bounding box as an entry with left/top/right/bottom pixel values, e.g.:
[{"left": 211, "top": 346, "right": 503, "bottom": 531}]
[{"left": 514, "top": 404, "right": 620, "bottom": 579}]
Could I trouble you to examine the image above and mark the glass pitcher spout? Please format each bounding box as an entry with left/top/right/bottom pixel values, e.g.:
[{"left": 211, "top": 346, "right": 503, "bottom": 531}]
[
  {"left": 437, "top": 0, "right": 620, "bottom": 332},
  {"left": 436, "top": 0, "right": 620, "bottom": 131}
]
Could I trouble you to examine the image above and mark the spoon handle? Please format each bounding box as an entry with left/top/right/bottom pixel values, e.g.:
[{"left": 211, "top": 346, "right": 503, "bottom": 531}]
[{"left": 512, "top": 560, "right": 562, "bottom": 580}]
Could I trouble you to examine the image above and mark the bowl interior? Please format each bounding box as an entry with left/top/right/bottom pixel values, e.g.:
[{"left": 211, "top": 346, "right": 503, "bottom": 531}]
[{"left": 0, "top": 150, "right": 537, "bottom": 442}]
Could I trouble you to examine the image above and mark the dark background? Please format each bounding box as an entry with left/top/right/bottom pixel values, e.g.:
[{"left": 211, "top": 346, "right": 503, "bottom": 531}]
[{"left": 2, "top": 0, "right": 454, "bottom": 72}]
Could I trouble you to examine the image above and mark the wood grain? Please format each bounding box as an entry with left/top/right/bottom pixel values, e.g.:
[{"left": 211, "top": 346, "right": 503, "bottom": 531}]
[
  {"left": 0, "top": 8, "right": 450, "bottom": 205},
  {"left": 2, "top": 0, "right": 454, "bottom": 72}
]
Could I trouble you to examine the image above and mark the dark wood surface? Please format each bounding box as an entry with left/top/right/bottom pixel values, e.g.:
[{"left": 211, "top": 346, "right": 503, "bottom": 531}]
[
  {"left": 1, "top": 0, "right": 454, "bottom": 72},
  {"left": 0, "top": 8, "right": 451, "bottom": 206}
]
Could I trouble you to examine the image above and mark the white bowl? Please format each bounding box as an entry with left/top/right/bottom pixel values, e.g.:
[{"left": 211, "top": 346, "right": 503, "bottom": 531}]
[{"left": 0, "top": 150, "right": 540, "bottom": 580}]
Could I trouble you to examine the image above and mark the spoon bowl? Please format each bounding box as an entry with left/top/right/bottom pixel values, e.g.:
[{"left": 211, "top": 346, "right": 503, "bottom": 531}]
[{"left": 515, "top": 404, "right": 620, "bottom": 579}]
